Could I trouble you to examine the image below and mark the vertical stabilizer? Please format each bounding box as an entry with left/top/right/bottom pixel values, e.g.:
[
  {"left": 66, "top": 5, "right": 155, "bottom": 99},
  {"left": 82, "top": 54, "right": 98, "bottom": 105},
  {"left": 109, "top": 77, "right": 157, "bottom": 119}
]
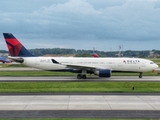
[{"left": 3, "top": 33, "right": 34, "bottom": 57}]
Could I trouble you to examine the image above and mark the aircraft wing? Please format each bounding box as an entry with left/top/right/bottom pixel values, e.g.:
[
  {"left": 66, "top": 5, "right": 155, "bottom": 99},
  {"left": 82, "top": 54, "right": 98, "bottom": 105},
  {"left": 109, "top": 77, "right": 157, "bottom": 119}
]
[
  {"left": 62, "top": 63, "right": 109, "bottom": 71},
  {"left": 52, "top": 59, "right": 109, "bottom": 70}
]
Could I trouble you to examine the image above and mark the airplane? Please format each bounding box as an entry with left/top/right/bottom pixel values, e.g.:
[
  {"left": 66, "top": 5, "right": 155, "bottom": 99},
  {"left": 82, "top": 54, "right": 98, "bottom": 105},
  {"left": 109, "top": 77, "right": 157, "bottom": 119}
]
[
  {"left": 0, "top": 56, "right": 11, "bottom": 63},
  {"left": 92, "top": 47, "right": 99, "bottom": 58},
  {"left": 3, "top": 33, "right": 159, "bottom": 79},
  {"left": 92, "top": 52, "right": 99, "bottom": 58}
]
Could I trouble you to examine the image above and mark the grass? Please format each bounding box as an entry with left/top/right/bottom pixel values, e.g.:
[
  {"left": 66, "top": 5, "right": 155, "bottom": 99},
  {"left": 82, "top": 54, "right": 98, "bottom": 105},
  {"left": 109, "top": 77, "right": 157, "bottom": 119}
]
[
  {"left": 0, "top": 82, "right": 160, "bottom": 93},
  {"left": 0, "top": 63, "right": 27, "bottom": 67}
]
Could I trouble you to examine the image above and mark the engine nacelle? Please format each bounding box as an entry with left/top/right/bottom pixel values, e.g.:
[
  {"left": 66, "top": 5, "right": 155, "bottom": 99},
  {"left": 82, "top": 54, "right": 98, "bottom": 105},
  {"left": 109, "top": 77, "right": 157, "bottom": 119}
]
[{"left": 94, "top": 69, "right": 111, "bottom": 77}]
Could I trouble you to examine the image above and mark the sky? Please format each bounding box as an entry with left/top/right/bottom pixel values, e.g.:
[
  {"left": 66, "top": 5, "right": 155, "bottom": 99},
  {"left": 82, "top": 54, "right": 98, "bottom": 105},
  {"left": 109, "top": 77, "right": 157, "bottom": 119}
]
[{"left": 0, "top": 0, "right": 160, "bottom": 51}]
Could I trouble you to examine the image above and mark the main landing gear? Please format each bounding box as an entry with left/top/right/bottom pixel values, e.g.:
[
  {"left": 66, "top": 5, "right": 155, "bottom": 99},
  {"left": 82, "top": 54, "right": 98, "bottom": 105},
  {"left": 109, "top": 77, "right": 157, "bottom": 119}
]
[
  {"left": 77, "top": 70, "right": 87, "bottom": 79},
  {"left": 77, "top": 74, "right": 87, "bottom": 79},
  {"left": 139, "top": 72, "right": 142, "bottom": 78}
]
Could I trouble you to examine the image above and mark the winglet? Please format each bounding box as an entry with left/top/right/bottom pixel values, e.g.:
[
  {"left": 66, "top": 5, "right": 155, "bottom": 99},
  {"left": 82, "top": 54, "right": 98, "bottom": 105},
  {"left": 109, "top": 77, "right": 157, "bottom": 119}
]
[{"left": 3, "top": 33, "right": 34, "bottom": 57}]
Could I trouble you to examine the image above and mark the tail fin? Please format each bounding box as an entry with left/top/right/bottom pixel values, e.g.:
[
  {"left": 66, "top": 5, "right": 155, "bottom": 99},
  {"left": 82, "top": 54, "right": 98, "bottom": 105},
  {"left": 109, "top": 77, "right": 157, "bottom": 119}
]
[
  {"left": 92, "top": 53, "right": 99, "bottom": 58},
  {"left": 3, "top": 33, "right": 34, "bottom": 57},
  {"left": 92, "top": 47, "right": 99, "bottom": 58}
]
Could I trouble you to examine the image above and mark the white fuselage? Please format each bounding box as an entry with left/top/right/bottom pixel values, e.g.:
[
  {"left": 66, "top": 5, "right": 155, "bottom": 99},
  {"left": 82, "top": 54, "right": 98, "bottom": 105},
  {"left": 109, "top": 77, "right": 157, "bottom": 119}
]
[{"left": 22, "top": 57, "right": 158, "bottom": 73}]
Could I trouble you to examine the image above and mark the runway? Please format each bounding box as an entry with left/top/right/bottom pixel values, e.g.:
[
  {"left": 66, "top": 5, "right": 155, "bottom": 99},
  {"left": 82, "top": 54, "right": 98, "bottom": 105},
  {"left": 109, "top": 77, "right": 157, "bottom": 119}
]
[
  {"left": 0, "top": 94, "right": 160, "bottom": 118},
  {"left": 0, "top": 76, "right": 160, "bottom": 82}
]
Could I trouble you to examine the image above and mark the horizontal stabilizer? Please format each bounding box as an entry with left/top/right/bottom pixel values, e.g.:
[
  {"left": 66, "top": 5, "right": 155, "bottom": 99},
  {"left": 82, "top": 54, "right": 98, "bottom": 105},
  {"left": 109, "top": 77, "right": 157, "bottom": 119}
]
[{"left": 8, "top": 56, "right": 24, "bottom": 63}]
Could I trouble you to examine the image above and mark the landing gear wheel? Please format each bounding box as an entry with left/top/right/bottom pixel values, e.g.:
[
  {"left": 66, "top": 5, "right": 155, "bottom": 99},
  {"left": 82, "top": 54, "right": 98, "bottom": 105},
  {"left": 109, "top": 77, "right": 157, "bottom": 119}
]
[
  {"left": 139, "top": 72, "right": 142, "bottom": 78},
  {"left": 77, "top": 74, "right": 87, "bottom": 79},
  {"left": 82, "top": 75, "right": 87, "bottom": 79},
  {"left": 77, "top": 74, "right": 82, "bottom": 79}
]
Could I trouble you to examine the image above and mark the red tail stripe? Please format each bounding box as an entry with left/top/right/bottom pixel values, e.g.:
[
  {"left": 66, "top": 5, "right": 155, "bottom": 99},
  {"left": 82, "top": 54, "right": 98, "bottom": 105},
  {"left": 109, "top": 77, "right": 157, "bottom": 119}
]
[
  {"left": 5, "top": 38, "right": 22, "bottom": 56},
  {"left": 5, "top": 38, "right": 21, "bottom": 46},
  {"left": 14, "top": 44, "right": 22, "bottom": 56}
]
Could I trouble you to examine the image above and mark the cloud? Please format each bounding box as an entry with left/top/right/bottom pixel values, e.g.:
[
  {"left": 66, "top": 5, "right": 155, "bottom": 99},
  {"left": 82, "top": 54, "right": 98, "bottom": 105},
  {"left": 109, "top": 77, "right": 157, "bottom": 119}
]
[
  {"left": 31, "top": 0, "right": 160, "bottom": 41},
  {"left": 98, "top": 0, "right": 160, "bottom": 40},
  {"left": 36, "top": 0, "right": 100, "bottom": 15},
  {"left": 86, "top": 0, "right": 126, "bottom": 9},
  {"left": 0, "top": 0, "right": 160, "bottom": 50}
]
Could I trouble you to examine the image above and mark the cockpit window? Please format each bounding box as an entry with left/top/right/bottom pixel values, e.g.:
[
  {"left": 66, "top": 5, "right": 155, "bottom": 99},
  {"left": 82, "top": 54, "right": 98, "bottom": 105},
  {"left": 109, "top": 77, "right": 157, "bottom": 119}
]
[{"left": 150, "top": 62, "right": 154, "bottom": 64}]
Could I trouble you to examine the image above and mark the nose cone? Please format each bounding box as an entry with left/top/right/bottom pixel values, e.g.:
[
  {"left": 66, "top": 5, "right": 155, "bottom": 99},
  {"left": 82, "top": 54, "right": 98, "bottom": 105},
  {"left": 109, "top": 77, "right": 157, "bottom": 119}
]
[
  {"left": 152, "top": 64, "right": 159, "bottom": 72},
  {"left": 155, "top": 64, "right": 159, "bottom": 69}
]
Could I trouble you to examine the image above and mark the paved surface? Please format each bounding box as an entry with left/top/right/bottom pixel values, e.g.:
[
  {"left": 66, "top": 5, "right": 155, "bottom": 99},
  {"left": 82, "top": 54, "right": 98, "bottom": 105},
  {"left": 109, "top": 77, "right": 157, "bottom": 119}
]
[
  {"left": 0, "top": 76, "right": 160, "bottom": 82},
  {"left": 0, "top": 67, "right": 40, "bottom": 71},
  {"left": 0, "top": 95, "right": 160, "bottom": 118},
  {"left": 0, "top": 110, "right": 160, "bottom": 118},
  {"left": 0, "top": 95, "right": 160, "bottom": 110}
]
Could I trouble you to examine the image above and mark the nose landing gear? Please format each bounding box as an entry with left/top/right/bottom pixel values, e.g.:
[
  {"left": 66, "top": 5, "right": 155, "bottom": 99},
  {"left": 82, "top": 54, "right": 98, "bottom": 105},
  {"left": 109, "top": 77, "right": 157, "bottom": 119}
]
[{"left": 139, "top": 72, "right": 142, "bottom": 78}]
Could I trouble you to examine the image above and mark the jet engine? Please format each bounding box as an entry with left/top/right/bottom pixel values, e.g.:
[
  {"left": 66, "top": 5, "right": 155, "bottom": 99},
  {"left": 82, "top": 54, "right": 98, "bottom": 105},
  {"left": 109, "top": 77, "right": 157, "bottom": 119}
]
[{"left": 94, "top": 69, "right": 111, "bottom": 77}]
